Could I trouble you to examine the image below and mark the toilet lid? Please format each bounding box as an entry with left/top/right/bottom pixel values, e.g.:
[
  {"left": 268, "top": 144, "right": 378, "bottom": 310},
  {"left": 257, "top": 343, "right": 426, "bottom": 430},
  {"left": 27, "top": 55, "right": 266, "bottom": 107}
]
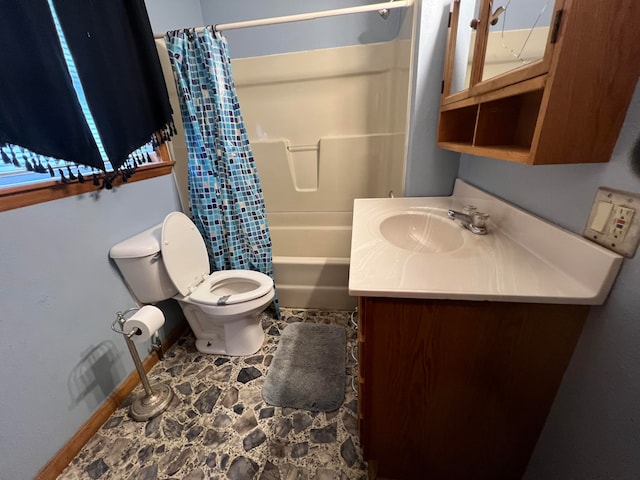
[{"left": 161, "top": 212, "right": 210, "bottom": 296}]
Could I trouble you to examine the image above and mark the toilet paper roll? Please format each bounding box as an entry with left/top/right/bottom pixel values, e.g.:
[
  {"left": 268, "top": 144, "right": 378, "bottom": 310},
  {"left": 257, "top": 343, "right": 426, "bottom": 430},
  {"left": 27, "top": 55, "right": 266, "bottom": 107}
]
[{"left": 123, "top": 305, "right": 165, "bottom": 343}]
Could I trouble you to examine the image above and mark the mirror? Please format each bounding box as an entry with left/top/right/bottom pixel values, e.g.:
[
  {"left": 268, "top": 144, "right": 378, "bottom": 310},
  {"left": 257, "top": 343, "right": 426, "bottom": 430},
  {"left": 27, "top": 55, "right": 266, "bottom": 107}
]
[
  {"left": 449, "top": 0, "right": 482, "bottom": 94},
  {"left": 481, "top": 0, "right": 553, "bottom": 81}
]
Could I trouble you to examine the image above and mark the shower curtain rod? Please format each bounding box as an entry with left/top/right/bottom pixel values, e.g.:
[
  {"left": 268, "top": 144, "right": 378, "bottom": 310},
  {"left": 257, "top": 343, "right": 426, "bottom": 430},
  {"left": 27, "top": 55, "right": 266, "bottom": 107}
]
[{"left": 153, "top": 1, "right": 411, "bottom": 39}]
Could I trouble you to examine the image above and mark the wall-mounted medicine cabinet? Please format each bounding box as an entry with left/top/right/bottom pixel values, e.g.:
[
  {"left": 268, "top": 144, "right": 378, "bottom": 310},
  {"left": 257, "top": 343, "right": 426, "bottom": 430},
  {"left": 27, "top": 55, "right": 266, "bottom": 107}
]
[{"left": 438, "top": 0, "right": 640, "bottom": 165}]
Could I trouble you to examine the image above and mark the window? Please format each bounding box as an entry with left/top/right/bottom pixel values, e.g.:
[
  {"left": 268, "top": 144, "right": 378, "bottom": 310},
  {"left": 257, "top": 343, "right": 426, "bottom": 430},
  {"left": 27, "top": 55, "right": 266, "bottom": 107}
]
[{"left": 0, "top": 0, "right": 172, "bottom": 211}]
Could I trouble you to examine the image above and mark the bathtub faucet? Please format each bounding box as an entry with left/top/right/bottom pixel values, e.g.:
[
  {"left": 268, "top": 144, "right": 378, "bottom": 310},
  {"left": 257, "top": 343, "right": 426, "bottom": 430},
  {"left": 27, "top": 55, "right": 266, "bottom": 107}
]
[{"left": 447, "top": 205, "right": 489, "bottom": 235}]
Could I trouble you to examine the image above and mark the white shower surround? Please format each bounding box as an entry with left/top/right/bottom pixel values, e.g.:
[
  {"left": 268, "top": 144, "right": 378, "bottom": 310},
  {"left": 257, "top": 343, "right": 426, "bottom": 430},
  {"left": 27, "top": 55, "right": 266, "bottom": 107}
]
[{"left": 233, "top": 39, "right": 413, "bottom": 309}]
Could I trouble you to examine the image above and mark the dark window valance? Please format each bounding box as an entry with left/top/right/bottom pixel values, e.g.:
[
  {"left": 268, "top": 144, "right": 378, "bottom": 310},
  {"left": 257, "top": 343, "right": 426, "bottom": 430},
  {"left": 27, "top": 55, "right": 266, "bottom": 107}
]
[
  {"left": 53, "top": 0, "right": 175, "bottom": 171},
  {"left": 0, "top": 0, "right": 104, "bottom": 170},
  {"left": 0, "top": 0, "right": 174, "bottom": 174}
]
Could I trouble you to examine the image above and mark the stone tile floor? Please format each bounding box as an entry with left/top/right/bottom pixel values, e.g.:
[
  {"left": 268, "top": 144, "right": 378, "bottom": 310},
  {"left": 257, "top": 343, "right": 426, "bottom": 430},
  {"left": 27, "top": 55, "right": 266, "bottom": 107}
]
[{"left": 58, "top": 308, "right": 367, "bottom": 480}]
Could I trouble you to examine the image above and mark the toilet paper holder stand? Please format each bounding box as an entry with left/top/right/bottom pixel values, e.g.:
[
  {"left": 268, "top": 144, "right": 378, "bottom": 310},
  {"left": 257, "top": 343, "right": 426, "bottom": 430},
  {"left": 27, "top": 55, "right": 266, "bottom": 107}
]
[{"left": 111, "top": 308, "right": 174, "bottom": 421}]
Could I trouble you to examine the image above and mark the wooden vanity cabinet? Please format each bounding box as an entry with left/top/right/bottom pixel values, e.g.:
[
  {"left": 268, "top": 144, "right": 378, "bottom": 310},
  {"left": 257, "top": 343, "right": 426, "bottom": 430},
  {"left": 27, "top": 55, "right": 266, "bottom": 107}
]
[
  {"left": 438, "top": 0, "right": 640, "bottom": 165},
  {"left": 357, "top": 296, "right": 590, "bottom": 480}
]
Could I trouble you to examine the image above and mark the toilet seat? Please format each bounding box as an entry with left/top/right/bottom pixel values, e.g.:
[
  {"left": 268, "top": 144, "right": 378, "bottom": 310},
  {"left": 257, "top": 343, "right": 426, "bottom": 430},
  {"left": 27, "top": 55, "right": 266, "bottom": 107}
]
[
  {"left": 190, "top": 270, "right": 273, "bottom": 306},
  {"left": 161, "top": 212, "right": 274, "bottom": 306}
]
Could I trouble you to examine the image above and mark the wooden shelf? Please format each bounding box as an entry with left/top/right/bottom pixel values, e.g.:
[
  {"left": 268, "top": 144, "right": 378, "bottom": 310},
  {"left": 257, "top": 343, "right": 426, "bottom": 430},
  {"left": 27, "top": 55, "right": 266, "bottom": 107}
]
[
  {"left": 438, "top": 87, "right": 543, "bottom": 164},
  {"left": 475, "top": 89, "right": 543, "bottom": 149},
  {"left": 441, "top": 74, "right": 547, "bottom": 112},
  {"left": 437, "top": 105, "right": 478, "bottom": 144},
  {"left": 437, "top": 142, "right": 531, "bottom": 163}
]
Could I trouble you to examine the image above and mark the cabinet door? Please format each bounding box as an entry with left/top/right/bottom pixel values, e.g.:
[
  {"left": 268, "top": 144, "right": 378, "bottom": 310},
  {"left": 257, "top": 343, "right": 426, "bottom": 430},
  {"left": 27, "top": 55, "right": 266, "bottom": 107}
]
[
  {"left": 438, "top": 0, "right": 640, "bottom": 165},
  {"left": 443, "top": 0, "right": 482, "bottom": 97},
  {"left": 443, "top": 0, "right": 563, "bottom": 105},
  {"left": 359, "top": 296, "right": 589, "bottom": 479}
]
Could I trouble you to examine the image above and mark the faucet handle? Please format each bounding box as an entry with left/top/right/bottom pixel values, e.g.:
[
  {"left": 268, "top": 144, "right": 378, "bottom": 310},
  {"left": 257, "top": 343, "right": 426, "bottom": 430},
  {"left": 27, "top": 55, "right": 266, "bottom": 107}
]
[
  {"left": 471, "top": 212, "right": 489, "bottom": 229},
  {"left": 463, "top": 205, "right": 477, "bottom": 216},
  {"left": 462, "top": 205, "right": 489, "bottom": 228}
]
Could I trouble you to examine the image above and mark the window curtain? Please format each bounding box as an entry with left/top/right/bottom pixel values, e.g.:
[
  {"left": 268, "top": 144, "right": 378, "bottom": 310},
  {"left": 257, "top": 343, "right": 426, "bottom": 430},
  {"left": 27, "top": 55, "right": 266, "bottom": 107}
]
[
  {"left": 0, "top": 0, "right": 174, "bottom": 174},
  {"left": 165, "top": 29, "right": 278, "bottom": 313},
  {"left": 0, "top": 0, "right": 104, "bottom": 170},
  {"left": 52, "top": 0, "right": 175, "bottom": 171}
]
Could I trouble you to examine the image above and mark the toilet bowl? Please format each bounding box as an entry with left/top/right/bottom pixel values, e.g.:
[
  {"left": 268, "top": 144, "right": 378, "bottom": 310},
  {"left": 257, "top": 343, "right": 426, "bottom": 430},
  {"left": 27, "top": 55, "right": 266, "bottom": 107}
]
[
  {"left": 110, "top": 212, "right": 275, "bottom": 356},
  {"left": 173, "top": 270, "right": 274, "bottom": 355}
]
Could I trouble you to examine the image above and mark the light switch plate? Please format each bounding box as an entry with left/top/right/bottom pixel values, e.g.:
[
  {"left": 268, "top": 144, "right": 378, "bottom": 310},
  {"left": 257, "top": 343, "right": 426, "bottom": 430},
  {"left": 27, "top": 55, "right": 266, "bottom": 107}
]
[{"left": 584, "top": 187, "right": 640, "bottom": 257}]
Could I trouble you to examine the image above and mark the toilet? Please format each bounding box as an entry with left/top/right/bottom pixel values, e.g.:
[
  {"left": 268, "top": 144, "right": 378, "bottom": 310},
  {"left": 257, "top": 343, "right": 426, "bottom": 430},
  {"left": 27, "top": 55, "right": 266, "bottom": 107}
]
[{"left": 110, "top": 212, "right": 275, "bottom": 356}]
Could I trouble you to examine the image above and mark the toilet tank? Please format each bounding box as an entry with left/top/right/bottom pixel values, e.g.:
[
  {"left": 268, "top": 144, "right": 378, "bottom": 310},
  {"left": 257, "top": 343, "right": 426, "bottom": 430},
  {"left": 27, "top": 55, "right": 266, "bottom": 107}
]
[{"left": 110, "top": 224, "right": 179, "bottom": 304}]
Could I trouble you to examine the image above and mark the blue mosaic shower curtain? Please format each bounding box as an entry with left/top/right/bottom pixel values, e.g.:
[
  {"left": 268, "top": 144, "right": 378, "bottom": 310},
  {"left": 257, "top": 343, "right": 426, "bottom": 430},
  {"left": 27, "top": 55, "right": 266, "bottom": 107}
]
[{"left": 165, "top": 28, "right": 278, "bottom": 314}]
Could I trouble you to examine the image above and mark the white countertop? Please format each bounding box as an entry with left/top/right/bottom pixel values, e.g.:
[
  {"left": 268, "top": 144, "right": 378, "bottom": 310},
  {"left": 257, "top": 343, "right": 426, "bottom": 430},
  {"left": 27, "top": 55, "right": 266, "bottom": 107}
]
[{"left": 348, "top": 180, "right": 623, "bottom": 304}]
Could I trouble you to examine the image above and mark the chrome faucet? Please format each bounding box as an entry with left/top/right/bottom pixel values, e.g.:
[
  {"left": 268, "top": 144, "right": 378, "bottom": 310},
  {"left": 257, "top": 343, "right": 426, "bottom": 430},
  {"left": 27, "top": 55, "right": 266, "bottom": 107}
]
[{"left": 447, "top": 205, "right": 489, "bottom": 235}]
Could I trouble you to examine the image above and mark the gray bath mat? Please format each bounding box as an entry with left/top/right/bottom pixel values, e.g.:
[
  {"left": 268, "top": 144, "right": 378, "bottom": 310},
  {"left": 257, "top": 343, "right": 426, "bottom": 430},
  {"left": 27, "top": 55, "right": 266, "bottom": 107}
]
[{"left": 262, "top": 322, "right": 346, "bottom": 412}]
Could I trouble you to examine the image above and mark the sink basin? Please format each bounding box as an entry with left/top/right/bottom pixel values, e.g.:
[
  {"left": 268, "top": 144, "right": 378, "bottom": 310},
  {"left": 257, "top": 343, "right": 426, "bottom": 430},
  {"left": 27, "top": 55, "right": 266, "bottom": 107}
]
[{"left": 379, "top": 212, "right": 464, "bottom": 253}]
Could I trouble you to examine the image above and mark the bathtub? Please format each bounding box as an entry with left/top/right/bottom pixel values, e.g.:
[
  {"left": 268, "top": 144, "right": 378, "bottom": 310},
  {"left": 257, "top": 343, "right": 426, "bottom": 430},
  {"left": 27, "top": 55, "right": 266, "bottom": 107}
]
[{"left": 269, "top": 212, "right": 356, "bottom": 311}]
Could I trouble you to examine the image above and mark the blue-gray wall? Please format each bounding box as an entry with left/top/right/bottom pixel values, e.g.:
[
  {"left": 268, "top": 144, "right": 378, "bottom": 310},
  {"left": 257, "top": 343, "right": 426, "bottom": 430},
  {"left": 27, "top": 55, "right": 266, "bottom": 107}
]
[
  {"left": 0, "top": 176, "right": 183, "bottom": 479},
  {"left": 405, "top": 0, "right": 460, "bottom": 196},
  {"left": 201, "top": 0, "right": 403, "bottom": 59},
  {"left": 145, "top": 0, "right": 203, "bottom": 34},
  {"left": 460, "top": 81, "right": 640, "bottom": 479},
  {"left": 147, "top": 0, "right": 404, "bottom": 58}
]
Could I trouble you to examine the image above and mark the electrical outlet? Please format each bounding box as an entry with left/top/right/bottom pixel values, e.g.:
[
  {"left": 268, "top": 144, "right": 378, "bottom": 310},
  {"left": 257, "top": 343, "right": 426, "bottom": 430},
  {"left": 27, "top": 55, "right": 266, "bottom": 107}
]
[
  {"left": 610, "top": 206, "right": 634, "bottom": 241},
  {"left": 584, "top": 187, "right": 640, "bottom": 257}
]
